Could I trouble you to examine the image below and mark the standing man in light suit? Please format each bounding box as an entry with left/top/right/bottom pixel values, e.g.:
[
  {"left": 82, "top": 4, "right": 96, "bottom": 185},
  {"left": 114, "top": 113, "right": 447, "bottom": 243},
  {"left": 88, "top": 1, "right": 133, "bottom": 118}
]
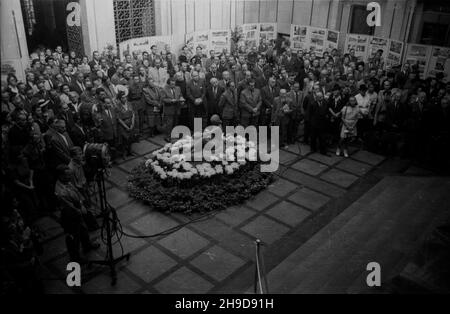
[{"left": 149, "top": 58, "right": 169, "bottom": 89}]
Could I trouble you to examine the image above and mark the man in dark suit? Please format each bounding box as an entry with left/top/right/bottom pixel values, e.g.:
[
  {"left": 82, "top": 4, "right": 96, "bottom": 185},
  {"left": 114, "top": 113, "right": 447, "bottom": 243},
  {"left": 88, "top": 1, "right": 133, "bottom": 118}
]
[
  {"left": 71, "top": 72, "right": 86, "bottom": 95},
  {"left": 277, "top": 69, "right": 292, "bottom": 91},
  {"left": 57, "top": 102, "right": 76, "bottom": 132},
  {"left": 260, "top": 77, "right": 280, "bottom": 126},
  {"left": 62, "top": 67, "right": 74, "bottom": 85},
  {"left": 143, "top": 78, "right": 162, "bottom": 137},
  {"left": 272, "top": 89, "right": 294, "bottom": 148},
  {"left": 288, "top": 82, "right": 306, "bottom": 144},
  {"left": 206, "top": 78, "right": 224, "bottom": 120},
  {"left": 94, "top": 98, "right": 117, "bottom": 156},
  {"left": 44, "top": 119, "right": 74, "bottom": 171},
  {"left": 68, "top": 113, "right": 88, "bottom": 148},
  {"left": 33, "top": 81, "right": 51, "bottom": 102},
  {"left": 88, "top": 51, "right": 101, "bottom": 71},
  {"left": 162, "top": 78, "right": 183, "bottom": 141},
  {"left": 186, "top": 71, "right": 207, "bottom": 128},
  {"left": 205, "top": 63, "right": 222, "bottom": 88},
  {"left": 252, "top": 57, "right": 266, "bottom": 89},
  {"left": 307, "top": 92, "right": 329, "bottom": 155},
  {"left": 239, "top": 79, "right": 262, "bottom": 127}
]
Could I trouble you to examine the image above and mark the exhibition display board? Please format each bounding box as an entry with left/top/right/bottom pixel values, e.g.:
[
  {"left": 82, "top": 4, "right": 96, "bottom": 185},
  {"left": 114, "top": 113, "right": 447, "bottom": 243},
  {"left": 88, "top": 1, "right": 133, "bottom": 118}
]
[
  {"left": 427, "top": 46, "right": 450, "bottom": 80},
  {"left": 118, "top": 36, "right": 173, "bottom": 61},
  {"left": 290, "top": 24, "right": 340, "bottom": 56},
  {"left": 236, "top": 23, "right": 278, "bottom": 50},
  {"left": 403, "top": 44, "right": 450, "bottom": 81},
  {"left": 115, "top": 24, "right": 448, "bottom": 82},
  {"left": 185, "top": 29, "right": 231, "bottom": 55},
  {"left": 344, "top": 33, "right": 404, "bottom": 68}
]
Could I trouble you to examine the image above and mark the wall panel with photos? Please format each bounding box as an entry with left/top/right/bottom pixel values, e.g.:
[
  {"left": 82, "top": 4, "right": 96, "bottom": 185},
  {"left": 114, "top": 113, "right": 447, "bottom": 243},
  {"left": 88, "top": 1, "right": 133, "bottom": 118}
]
[
  {"left": 290, "top": 25, "right": 340, "bottom": 56},
  {"left": 404, "top": 44, "right": 450, "bottom": 81}
]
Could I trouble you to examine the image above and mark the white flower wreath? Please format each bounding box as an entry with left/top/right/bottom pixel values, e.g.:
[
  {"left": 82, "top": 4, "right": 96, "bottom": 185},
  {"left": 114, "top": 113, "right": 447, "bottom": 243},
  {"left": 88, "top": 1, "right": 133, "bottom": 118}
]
[{"left": 145, "top": 134, "right": 257, "bottom": 181}]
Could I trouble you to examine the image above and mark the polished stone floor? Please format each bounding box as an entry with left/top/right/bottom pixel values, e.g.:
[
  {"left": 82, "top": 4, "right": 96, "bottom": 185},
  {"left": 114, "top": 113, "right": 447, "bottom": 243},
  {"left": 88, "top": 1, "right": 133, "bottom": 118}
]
[{"left": 36, "top": 134, "right": 424, "bottom": 294}]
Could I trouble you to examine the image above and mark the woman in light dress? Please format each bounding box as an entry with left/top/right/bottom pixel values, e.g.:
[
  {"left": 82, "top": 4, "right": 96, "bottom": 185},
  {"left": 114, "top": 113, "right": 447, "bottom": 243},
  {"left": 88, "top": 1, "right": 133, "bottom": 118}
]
[{"left": 336, "top": 96, "right": 362, "bottom": 158}]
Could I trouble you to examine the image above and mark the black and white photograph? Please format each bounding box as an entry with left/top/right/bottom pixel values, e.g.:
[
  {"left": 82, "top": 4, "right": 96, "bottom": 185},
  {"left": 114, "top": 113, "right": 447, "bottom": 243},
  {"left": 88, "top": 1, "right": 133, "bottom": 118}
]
[
  {"left": 1, "top": 0, "right": 450, "bottom": 304},
  {"left": 293, "top": 25, "right": 307, "bottom": 36},
  {"left": 260, "top": 23, "right": 275, "bottom": 32},
  {"left": 390, "top": 40, "right": 403, "bottom": 54},
  {"left": 327, "top": 30, "right": 338, "bottom": 43}
]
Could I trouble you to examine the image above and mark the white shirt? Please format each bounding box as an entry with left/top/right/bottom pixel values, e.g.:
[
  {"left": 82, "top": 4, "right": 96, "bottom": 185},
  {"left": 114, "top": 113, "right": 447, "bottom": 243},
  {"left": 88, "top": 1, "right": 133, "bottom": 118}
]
[{"left": 355, "top": 93, "right": 371, "bottom": 116}]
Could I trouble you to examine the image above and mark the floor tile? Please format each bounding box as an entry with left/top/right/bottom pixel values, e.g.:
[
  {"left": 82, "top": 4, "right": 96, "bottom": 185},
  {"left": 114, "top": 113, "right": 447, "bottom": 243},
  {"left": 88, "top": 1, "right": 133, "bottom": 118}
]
[
  {"left": 190, "top": 219, "right": 254, "bottom": 260},
  {"left": 246, "top": 192, "right": 279, "bottom": 211},
  {"left": 291, "top": 159, "right": 329, "bottom": 176},
  {"left": 154, "top": 266, "right": 214, "bottom": 294},
  {"left": 116, "top": 201, "right": 149, "bottom": 223},
  {"left": 286, "top": 143, "right": 311, "bottom": 156},
  {"left": 130, "top": 212, "right": 179, "bottom": 236},
  {"left": 351, "top": 150, "right": 385, "bottom": 165},
  {"left": 267, "top": 178, "right": 298, "bottom": 197},
  {"left": 215, "top": 206, "right": 257, "bottom": 227},
  {"left": 106, "top": 187, "right": 132, "bottom": 208},
  {"left": 158, "top": 227, "right": 210, "bottom": 259},
  {"left": 336, "top": 158, "right": 373, "bottom": 176},
  {"left": 131, "top": 140, "right": 160, "bottom": 156},
  {"left": 118, "top": 157, "right": 145, "bottom": 173},
  {"left": 320, "top": 168, "right": 359, "bottom": 188},
  {"left": 126, "top": 246, "right": 177, "bottom": 283},
  {"left": 34, "top": 216, "right": 63, "bottom": 241},
  {"left": 41, "top": 235, "right": 67, "bottom": 263},
  {"left": 107, "top": 167, "right": 130, "bottom": 189},
  {"left": 281, "top": 168, "right": 346, "bottom": 198},
  {"left": 240, "top": 216, "right": 290, "bottom": 245},
  {"left": 288, "top": 188, "right": 330, "bottom": 211},
  {"left": 266, "top": 201, "right": 311, "bottom": 226},
  {"left": 190, "top": 245, "right": 246, "bottom": 282},
  {"left": 308, "top": 153, "right": 343, "bottom": 166},
  {"left": 82, "top": 271, "right": 141, "bottom": 294}
]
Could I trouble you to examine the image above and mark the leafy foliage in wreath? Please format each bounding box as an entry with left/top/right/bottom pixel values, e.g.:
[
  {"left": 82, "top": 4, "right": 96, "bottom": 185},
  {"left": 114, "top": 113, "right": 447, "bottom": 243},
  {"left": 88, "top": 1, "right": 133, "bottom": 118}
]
[{"left": 128, "top": 160, "right": 274, "bottom": 214}]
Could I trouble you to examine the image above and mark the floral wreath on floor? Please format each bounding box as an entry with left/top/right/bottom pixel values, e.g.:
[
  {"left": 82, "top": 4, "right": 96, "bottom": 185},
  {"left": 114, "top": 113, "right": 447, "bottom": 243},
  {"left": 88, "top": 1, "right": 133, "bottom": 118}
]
[{"left": 128, "top": 132, "right": 275, "bottom": 214}]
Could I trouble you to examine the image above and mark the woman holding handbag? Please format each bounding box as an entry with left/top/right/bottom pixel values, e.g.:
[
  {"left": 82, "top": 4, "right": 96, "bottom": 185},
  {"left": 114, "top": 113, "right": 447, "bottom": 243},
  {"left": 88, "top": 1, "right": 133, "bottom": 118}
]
[{"left": 336, "top": 96, "right": 362, "bottom": 158}]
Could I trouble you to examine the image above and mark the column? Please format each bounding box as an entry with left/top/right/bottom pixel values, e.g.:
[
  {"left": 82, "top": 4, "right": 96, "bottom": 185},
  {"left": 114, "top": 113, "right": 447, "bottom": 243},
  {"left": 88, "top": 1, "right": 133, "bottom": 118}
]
[
  {"left": 0, "top": 0, "right": 30, "bottom": 81},
  {"left": 80, "top": 0, "right": 116, "bottom": 57}
]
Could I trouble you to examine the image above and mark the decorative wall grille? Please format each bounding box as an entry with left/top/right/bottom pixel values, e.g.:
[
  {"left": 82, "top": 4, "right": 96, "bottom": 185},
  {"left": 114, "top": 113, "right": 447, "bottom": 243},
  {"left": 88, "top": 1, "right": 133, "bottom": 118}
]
[{"left": 113, "top": 0, "right": 155, "bottom": 45}]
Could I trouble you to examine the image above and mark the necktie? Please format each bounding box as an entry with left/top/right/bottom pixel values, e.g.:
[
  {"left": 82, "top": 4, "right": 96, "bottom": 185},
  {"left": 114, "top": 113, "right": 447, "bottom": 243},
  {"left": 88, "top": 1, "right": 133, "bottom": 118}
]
[
  {"left": 48, "top": 80, "right": 53, "bottom": 89},
  {"left": 172, "top": 88, "right": 175, "bottom": 98},
  {"left": 295, "top": 92, "right": 298, "bottom": 104}
]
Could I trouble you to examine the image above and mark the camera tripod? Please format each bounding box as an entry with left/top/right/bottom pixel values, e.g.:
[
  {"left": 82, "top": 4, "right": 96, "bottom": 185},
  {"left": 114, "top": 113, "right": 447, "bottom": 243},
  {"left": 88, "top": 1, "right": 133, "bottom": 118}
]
[{"left": 88, "top": 167, "right": 130, "bottom": 286}]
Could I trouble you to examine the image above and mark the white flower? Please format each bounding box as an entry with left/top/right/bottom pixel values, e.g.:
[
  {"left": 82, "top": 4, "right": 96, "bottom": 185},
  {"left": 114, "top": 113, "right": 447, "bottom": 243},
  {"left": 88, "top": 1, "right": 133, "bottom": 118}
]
[
  {"left": 225, "top": 165, "right": 234, "bottom": 174},
  {"left": 230, "top": 162, "right": 240, "bottom": 169}
]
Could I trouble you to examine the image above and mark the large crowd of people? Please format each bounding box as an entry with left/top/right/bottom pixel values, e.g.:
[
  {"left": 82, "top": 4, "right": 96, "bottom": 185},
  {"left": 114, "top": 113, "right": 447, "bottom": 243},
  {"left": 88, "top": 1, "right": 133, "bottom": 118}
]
[{"left": 1, "top": 37, "right": 449, "bottom": 292}]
